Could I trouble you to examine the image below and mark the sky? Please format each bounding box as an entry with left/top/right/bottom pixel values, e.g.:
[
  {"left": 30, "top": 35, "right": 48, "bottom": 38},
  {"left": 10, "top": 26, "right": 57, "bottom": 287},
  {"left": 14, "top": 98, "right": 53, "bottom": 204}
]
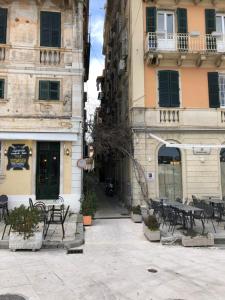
[{"left": 85, "top": 0, "right": 106, "bottom": 120}]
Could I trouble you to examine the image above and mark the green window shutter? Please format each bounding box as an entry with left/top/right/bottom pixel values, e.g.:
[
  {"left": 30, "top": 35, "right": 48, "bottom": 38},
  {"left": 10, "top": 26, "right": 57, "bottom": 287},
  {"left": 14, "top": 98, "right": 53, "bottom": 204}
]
[
  {"left": 205, "top": 9, "right": 216, "bottom": 34},
  {"left": 169, "top": 71, "right": 180, "bottom": 107},
  {"left": 158, "top": 71, "right": 180, "bottom": 107},
  {"left": 39, "top": 81, "right": 49, "bottom": 100},
  {"left": 40, "top": 12, "right": 61, "bottom": 47},
  {"left": 158, "top": 71, "right": 171, "bottom": 107},
  {"left": 146, "top": 7, "right": 156, "bottom": 33},
  {"left": 208, "top": 72, "right": 220, "bottom": 108},
  {"left": 51, "top": 12, "right": 61, "bottom": 47},
  {"left": 0, "top": 79, "right": 4, "bottom": 98},
  {"left": 177, "top": 8, "right": 187, "bottom": 33},
  {"left": 0, "top": 8, "right": 8, "bottom": 44},
  {"left": 49, "top": 81, "right": 60, "bottom": 100}
]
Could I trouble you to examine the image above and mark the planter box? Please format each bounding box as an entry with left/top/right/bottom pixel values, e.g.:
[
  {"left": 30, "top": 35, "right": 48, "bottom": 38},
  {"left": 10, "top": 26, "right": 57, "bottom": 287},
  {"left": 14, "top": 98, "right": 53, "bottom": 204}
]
[
  {"left": 131, "top": 212, "right": 142, "bottom": 223},
  {"left": 182, "top": 233, "right": 214, "bottom": 247},
  {"left": 83, "top": 215, "right": 92, "bottom": 226},
  {"left": 9, "top": 231, "right": 43, "bottom": 251},
  {"left": 143, "top": 224, "right": 160, "bottom": 242}
]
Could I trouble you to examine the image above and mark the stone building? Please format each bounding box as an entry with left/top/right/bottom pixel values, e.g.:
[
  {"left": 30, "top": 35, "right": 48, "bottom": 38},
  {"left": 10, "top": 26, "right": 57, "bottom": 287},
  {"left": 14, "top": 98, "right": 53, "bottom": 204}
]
[
  {"left": 100, "top": 0, "right": 225, "bottom": 206},
  {"left": 0, "top": 0, "right": 90, "bottom": 211}
]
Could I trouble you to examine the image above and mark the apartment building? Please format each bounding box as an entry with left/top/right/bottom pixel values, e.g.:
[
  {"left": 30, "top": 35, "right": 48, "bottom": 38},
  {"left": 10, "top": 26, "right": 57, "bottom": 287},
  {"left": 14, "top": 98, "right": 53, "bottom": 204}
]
[
  {"left": 101, "top": 0, "right": 225, "bottom": 206},
  {"left": 0, "top": 0, "right": 90, "bottom": 211}
]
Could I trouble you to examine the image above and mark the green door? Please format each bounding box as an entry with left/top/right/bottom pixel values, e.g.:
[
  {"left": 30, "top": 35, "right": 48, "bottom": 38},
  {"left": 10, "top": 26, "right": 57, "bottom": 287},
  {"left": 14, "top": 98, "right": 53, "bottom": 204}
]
[{"left": 36, "top": 142, "right": 60, "bottom": 200}]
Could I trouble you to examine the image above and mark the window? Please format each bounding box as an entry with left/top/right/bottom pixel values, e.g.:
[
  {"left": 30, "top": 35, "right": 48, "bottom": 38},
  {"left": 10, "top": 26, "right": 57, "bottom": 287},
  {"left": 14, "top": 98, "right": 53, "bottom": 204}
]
[
  {"left": 40, "top": 12, "right": 61, "bottom": 47},
  {"left": 219, "top": 74, "right": 225, "bottom": 107},
  {"left": 0, "top": 8, "right": 7, "bottom": 44},
  {"left": 208, "top": 72, "right": 225, "bottom": 108},
  {"left": 0, "top": 79, "right": 4, "bottom": 99},
  {"left": 39, "top": 80, "right": 60, "bottom": 100},
  {"left": 158, "top": 70, "right": 180, "bottom": 107},
  {"left": 157, "top": 11, "right": 174, "bottom": 37}
]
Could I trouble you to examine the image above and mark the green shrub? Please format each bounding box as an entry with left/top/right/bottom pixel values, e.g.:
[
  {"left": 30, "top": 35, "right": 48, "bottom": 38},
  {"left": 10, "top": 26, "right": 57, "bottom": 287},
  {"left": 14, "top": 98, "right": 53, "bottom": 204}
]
[
  {"left": 144, "top": 215, "right": 159, "bottom": 231},
  {"left": 81, "top": 191, "right": 97, "bottom": 217},
  {"left": 7, "top": 205, "right": 41, "bottom": 239},
  {"left": 132, "top": 205, "right": 141, "bottom": 215}
]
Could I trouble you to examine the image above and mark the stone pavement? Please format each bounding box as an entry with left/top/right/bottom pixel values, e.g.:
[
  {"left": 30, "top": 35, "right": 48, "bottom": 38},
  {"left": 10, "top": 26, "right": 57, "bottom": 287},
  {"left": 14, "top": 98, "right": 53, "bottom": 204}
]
[{"left": 0, "top": 218, "right": 225, "bottom": 299}]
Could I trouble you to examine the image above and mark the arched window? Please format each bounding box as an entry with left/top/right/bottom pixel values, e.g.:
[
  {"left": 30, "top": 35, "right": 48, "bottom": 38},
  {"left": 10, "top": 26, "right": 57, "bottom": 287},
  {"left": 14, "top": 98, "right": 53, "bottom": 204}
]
[{"left": 158, "top": 145, "right": 182, "bottom": 200}]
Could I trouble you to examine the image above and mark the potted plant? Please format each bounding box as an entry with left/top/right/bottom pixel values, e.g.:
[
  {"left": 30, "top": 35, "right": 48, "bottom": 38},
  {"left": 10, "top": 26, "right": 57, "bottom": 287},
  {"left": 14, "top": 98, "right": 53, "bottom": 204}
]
[
  {"left": 7, "top": 205, "right": 43, "bottom": 251},
  {"left": 131, "top": 205, "right": 142, "bottom": 223},
  {"left": 143, "top": 215, "right": 160, "bottom": 242},
  {"left": 81, "top": 191, "right": 97, "bottom": 226},
  {"left": 182, "top": 230, "right": 214, "bottom": 247}
]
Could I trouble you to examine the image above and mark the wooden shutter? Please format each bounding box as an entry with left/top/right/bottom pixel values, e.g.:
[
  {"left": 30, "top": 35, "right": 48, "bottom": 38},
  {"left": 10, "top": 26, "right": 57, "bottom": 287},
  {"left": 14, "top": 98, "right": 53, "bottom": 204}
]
[
  {"left": 0, "top": 8, "right": 7, "bottom": 44},
  {"left": 205, "top": 9, "right": 216, "bottom": 34},
  {"left": 170, "top": 71, "right": 180, "bottom": 107},
  {"left": 158, "top": 71, "right": 180, "bottom": 107},
  {"left": 39, "top": 81, "right": 49, "bottom": 100},
  {"left": 49, "top": 81, "right": 60, "bottom": 100},
  {"left": 51, "top": 12, "right": 61, "bottom": 47},
  {"left": 158, "top": 71, "right": 171, "bottom": 107},
  {"left": 146, "top": 7, "right": 156, "bottom": 33},
  {"left": 208, "top": 72, "right": 220, "bottom": 108},
  {"left": 40, "top": 12, "right": 61, "bottom": 47},
  {"left": 0, "top": 79, "right": 4, "bottom": 98},
  {"left": 177, "top": 8, "right": 187, "bottom": 33},
  {"left": 40, "top": 12, "right": 51, "bottom": 46}
]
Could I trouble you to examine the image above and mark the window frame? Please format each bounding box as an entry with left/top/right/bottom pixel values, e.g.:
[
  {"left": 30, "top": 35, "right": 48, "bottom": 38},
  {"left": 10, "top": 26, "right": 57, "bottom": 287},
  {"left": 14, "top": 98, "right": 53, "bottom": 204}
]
[
  {"left": 40, "top": 11, "right": 62, "bottom": 48},
  {"left": 219, "top": 73, "right": 225, "bottom": 108},
  {"left": 0, "top": 79, "right": 5, "bottom": 99},
  {"left": 38, "top": 80, "right": 61, "bottom": 101},
  {"left": 157, "top": 70, "right": 181, "bottom": 108},
  {"left": 157, "top": 10, "right": 175, "bottom": 35}
]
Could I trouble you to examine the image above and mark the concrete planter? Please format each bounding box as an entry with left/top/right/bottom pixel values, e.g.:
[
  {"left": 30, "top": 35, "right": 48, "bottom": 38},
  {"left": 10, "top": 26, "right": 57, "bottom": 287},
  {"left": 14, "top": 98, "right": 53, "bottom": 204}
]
[
  {"left": 143, "top": 224, "right": 160, "bottom": 242},
  {"left": 9, "top": 231, "right": 43, "bottom": 251},
  {"left": 182, "top": 233, "right": 214, "bottom": 247},
  {"left": 131, "top": 212, "right": 142, "bottom": 223}
]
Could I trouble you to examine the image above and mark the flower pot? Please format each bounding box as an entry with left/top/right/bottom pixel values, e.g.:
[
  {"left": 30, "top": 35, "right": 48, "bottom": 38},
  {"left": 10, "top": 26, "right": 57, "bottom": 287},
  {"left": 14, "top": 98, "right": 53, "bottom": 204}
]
[
  {"left": 182, "top": 233, "right": 214, "bottom": 247},
  {"left": 131, "top": 212, "right": 142, "bottom": 223},
  {"left": 83, "top": 215, "right": 92, "bottom": 226},
  {"left": 9, "top": 231, "right": 43, "bottom": 251},
  {"left": 143, "top": 224, "right": 160, "bottom": 242}
]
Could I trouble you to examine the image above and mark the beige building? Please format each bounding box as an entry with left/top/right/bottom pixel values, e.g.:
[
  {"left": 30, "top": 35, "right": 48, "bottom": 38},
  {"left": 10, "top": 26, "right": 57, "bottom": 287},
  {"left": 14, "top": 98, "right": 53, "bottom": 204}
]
[
  {"left": 101, "top": 0, "right": 225, "bottom": 206},
  {"left": 0, "top": 0, "right": 90, "bottom": 211}
]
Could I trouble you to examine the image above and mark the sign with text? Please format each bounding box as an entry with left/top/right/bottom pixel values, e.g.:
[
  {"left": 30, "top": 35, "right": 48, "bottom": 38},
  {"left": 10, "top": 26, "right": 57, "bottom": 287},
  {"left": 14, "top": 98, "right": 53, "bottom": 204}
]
[
  {"left": 6, "top": 144, "right": 30, "bottom": 170},
  {"left": 193, "top": 147, "right": 211, "bottom": 155}
]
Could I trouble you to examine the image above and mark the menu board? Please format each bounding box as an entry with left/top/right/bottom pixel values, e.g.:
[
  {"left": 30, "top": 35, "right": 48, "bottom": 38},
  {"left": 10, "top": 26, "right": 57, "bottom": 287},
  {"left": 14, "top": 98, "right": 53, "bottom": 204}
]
[{"left": 6, "top": 144, "right": 30, "bottom": 170}]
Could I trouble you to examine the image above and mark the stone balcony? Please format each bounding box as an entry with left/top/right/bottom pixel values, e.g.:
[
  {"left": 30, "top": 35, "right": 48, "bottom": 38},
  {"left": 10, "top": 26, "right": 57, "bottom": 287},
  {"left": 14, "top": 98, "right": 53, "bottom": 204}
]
[
  {"left": 145, "top": 32, "right": 225, "bottom": 67},
  {"left": 131, "top": 107, "right": 225, "bottom": 130}
]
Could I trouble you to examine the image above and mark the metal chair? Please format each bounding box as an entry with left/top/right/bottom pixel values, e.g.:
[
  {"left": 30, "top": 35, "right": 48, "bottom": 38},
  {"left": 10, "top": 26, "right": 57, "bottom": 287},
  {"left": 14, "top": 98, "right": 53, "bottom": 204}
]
[
  {"left": 202, "top": 203, "right": 216, "bottom": 233},
  {"left": 44, "top": 205, "right": 70, "bottom": 239},
  {"left": 0, "top": 195, "right": 8, "bottom": 220},
  {"left": 33, "top": 201, "right": 48, "bottom": 226}
]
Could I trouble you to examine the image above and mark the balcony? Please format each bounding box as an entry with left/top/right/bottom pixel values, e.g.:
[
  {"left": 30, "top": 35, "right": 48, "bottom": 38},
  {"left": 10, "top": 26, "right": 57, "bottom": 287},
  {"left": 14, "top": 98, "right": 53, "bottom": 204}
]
[
  {"left": 145, "top": 32, "right": 225, "bottom": 67},
  {"left": 0, "top": 44, "right": 8, "bottom": 61},
  {"left": 40, "top": 48, "right": 61, "bottom": 65},
  {"left": 131, "top": 107, "right": 225, "bottom": 130}
]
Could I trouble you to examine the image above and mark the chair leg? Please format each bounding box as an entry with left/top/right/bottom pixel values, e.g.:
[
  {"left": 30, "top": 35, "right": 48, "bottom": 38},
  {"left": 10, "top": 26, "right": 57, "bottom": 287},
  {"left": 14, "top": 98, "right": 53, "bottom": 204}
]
[
  {"left": 2, "top": 224, "right": 7, "bottom": 240},
  {"left": 61, "top": 223, "right": 65, "bottom": 239},
  {"left": 211, "top": 219, "right": 216, "bottom": 233}
]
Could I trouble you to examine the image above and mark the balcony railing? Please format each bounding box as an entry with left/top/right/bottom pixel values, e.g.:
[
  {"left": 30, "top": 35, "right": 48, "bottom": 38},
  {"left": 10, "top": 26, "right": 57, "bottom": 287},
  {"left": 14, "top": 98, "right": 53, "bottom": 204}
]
[
  {"left": 0, "top": 45, "right": 7, "bottom": 61},
  {"left": 40, "top": 48, "right": 61, "bottom": 65},
  {"left": 145, "top": 32, "right": 225, "bottom": 54},
  {"left": 160, "top": 109, "right": 180, "bottom": 123}
]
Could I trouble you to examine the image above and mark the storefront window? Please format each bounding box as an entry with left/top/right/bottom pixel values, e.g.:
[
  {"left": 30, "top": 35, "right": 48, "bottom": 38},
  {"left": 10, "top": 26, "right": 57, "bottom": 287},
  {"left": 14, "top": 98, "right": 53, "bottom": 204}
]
[{"left": 158, "top": 145, "right": 182, "bottom": 200}]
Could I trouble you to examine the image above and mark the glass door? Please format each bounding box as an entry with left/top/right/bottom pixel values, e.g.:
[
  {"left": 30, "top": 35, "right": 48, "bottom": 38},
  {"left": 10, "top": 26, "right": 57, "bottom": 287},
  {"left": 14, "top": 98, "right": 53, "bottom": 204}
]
[
  {"left": 216, "top": 14, "right": 225, "bottom": 52},
  {"left": 157, "top": 11, "right": 175, "bottom": 51},
  {"left": 36, "top": 142, "right": 60, "bottom": 200}
]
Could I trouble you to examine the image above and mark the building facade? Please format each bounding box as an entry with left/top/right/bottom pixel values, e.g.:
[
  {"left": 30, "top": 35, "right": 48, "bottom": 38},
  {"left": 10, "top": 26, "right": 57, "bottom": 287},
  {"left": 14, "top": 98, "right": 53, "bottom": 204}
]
[
  {"left": 101, "top": 0, "right": 225, "bottom": 206},
  {"left": 0, "top": 0, "right": 89, "bottom": 211}
]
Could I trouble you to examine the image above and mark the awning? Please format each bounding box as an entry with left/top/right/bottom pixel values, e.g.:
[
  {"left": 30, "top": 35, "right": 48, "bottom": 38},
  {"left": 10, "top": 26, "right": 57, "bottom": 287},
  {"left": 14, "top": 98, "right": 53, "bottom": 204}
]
[{"left": 0, "top": 132, "right": 78, "bottom": 142}]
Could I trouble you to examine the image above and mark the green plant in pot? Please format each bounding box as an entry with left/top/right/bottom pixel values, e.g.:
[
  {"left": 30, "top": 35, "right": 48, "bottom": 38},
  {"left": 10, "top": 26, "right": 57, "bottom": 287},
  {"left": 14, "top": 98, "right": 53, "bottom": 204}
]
[
  {"left": 143, "top": 215, "right": 160, "bottom": 242},
  {"left": 7, "top": 205, "right": 43, "bottom": 251},
  {"left": 131, "top": 205, "right": 142, "bottom": 223},
  {"left": 82, "top": 191, "right": 97, "bottom": 226}
]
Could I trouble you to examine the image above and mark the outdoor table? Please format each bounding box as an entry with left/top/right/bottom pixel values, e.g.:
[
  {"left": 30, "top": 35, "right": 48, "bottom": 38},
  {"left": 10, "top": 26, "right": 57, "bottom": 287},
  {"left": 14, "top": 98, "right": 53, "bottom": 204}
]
[{"left": 163, "top": 202, "right": 203, "bottom": 230}]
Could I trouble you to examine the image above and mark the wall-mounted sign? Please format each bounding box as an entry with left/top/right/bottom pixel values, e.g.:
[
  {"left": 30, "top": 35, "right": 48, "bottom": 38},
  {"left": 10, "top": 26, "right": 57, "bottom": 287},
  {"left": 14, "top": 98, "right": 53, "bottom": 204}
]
[
  {"left": 193, "top": 147, "right": 211, "bottom": 155},
  {"left": 147, "top": 172, "right": 155, "bottom": 182},
  {"left": 6, "top": 144, "right": 30, "bottom": 170}
]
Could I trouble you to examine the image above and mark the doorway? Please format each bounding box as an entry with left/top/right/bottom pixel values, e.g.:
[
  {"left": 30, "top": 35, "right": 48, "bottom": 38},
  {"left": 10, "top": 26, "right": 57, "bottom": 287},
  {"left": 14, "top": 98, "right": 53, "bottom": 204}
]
[
  {"left": 158, "top": 145, "right": 182, "bottom": 200},
  {"left": 36, "top": 142, "right": 60, "bottom": 200}
]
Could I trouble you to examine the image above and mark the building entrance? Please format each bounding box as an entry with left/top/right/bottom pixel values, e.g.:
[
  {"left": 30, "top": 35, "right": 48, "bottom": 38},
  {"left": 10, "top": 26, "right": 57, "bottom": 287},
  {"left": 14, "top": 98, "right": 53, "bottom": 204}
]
[{"left": 36, "top": 142, "right": 60, "bottom": 200}]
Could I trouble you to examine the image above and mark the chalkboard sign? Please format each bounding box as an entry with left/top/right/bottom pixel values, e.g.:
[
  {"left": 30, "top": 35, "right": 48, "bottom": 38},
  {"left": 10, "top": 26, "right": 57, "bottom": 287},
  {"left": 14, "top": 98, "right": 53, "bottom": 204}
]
[{"left": 6, "top": 144, "right": 30, "bottom": 170}]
